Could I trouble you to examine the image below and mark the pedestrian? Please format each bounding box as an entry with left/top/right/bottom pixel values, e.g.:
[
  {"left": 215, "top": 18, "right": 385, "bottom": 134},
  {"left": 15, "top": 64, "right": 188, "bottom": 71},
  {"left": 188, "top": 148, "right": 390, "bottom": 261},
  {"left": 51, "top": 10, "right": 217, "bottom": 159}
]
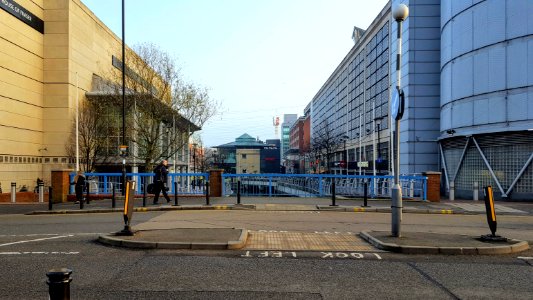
[
  {"left": 73, "top": 171, "right": 86, "bottom": 204},
  {"left": 153, "top": 159, "right": 171, "bottom": 205}
]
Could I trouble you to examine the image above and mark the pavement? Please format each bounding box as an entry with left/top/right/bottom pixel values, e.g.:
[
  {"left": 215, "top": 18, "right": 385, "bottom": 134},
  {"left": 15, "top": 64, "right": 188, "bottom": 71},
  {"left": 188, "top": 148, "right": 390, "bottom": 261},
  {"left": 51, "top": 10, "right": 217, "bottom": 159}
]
[{"left": 3, "top": 196, "right": 533, "bottom": 255}]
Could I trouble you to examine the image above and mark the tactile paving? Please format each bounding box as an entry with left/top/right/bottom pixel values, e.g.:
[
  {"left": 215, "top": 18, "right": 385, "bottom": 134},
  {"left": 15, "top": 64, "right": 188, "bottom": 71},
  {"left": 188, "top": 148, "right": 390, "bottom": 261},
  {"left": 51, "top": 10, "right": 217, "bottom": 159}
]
[{"left": 244, "top": 231, "right": 376, "bottom": 251}]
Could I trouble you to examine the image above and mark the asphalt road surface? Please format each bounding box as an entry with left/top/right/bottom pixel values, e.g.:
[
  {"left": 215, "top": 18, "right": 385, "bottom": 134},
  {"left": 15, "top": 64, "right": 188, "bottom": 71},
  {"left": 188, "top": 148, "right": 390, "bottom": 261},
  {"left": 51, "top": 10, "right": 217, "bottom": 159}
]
[{"left": 0, "top": 210, "right": 532, "bottom": 299}]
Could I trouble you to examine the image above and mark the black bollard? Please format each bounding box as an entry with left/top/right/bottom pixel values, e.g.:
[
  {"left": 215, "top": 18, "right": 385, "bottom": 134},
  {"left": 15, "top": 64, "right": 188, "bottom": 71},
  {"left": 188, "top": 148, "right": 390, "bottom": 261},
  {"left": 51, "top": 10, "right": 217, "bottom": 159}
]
[
  {"left": 362, "top": 182, "right": 369, "bottom": 207},
  {"left": 330, "top": 179, "right": 337, "bottom": 206},
  {"left": 48, "top": 186, "right": 53, "bottom": 211},
  {"left": 112, "top": 183, "right": 116, "bottom": 208},
  {"left": 142, "top": 182, "right": 147, "bottom": 208},
  {"left": 79, "top": 190, "right": 84, "bottom": 210},
  {"left": 205, "top": 180, "right": 210, "bottom": 205},
  {"left": 85, "top": 181, "right": 90, "bottom": 205},
  {"left": 173, "top": 181, "right": 179, "bottom": 206},
  {"left": 46, "top": 268, "right": 72, "bottom": 300},
  {"left": 237, "top": 181, "right": 241, "bottom": 205}
]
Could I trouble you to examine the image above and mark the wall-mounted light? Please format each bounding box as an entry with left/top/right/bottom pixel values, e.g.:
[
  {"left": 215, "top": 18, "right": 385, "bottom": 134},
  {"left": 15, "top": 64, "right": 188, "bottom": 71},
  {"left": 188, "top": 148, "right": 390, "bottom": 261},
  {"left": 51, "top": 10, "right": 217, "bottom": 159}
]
[
  {"left": 446, "top": 129, "right": 456, "bottom": 135},
  {"left": 38, "top": 147, "right": 48, "bottom": 151}
]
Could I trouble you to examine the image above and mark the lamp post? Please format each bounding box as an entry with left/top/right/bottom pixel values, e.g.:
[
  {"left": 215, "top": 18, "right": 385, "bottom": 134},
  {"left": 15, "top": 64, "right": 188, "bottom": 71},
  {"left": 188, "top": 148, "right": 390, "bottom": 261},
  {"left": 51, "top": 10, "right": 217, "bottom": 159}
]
[
  {"left": 120, "top": 0, "right": 127, "bottom": 195},
  {"left": 391, "top": 3, "right": 408, "bottom": 237}
]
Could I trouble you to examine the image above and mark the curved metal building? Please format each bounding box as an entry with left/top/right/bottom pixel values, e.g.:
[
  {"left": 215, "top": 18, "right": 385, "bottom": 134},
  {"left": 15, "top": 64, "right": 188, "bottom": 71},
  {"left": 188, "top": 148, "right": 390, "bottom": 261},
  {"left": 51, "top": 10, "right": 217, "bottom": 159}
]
[{"left": 439, "top": 0, "right": 533, "bottom": 199}]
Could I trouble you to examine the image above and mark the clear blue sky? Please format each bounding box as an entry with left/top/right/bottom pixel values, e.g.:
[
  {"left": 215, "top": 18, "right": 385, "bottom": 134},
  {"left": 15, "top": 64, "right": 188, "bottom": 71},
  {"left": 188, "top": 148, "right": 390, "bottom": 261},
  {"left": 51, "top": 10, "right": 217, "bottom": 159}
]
[{"left": 81, "top": 0, "right": 388, "bottom": 147}]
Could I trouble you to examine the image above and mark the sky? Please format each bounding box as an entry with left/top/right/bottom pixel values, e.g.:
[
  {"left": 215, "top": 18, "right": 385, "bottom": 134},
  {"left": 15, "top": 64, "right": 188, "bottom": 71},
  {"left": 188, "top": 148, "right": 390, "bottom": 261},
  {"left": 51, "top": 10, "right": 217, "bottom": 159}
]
[{"left": 81, "top": 0, "right": 389, "bottom": 147}]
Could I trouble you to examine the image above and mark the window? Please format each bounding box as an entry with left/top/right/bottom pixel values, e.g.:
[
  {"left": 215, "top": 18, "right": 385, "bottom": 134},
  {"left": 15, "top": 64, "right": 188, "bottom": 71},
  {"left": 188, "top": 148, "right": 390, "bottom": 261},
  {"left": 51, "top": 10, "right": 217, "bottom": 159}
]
[{"left": 242, "top": 154, "right": 247, "bottom": 159}]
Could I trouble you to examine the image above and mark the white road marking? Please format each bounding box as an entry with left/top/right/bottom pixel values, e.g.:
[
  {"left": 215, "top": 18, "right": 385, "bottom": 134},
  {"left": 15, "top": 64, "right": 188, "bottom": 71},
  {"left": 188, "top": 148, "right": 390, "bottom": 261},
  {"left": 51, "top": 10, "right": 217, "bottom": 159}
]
[
  {"left": 0, "top": 235, "right": 74, "bottom": 247},
  {"left": 517, "top": 256, "right": 533, "bottom": 260},
  {"left": 0, "top": 251, "right": 79, "bottom": 255}
]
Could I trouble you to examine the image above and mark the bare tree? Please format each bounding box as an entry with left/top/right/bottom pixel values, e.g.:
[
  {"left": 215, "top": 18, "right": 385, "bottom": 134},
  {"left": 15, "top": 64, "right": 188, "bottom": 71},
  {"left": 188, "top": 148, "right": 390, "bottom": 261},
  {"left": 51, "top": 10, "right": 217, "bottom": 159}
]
[
  {"left": 309, "top": 121, "right": 344, "bottom": 174},
  {"left": 66, "top": 101, "right": 110, "bottom": 172},
  {"left": 100, "top": 42, "right": 219, "bottom": 171}
]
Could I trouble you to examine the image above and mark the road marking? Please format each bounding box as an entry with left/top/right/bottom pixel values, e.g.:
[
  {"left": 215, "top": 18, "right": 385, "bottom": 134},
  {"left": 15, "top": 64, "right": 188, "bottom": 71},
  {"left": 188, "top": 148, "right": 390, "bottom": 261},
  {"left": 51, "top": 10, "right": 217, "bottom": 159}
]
[
  {"left": 517, "top": 257, "right": 533, "bottom": 260},
  {"left": 0, "top": 235, "right": 74, "bottom": 247},
  {"left": 0, "top": 251, "right": 79, "bottom": 255}
]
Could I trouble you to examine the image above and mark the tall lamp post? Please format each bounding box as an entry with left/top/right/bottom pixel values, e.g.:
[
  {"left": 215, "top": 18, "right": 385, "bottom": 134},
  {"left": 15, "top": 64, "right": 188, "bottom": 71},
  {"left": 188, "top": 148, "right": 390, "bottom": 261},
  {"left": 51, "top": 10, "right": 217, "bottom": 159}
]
[
  {"left": 391, "top": 4, "right": 408, "bottom": 237},
  {"left": 120, "top": 0, "right": 127, "bottom": 195}
]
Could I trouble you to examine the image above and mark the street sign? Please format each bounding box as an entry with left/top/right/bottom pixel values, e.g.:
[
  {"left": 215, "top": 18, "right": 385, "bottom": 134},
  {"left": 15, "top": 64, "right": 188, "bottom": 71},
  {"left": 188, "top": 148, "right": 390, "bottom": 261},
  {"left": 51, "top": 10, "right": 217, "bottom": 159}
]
[{"left": 357, "top": 161, "right": 369, "bottom": 168}]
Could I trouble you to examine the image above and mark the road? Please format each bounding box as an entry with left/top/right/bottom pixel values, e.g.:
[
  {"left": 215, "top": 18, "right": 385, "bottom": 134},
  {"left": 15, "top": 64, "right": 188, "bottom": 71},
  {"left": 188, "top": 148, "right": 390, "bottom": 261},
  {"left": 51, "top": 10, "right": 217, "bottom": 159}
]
[{"left": 0, "top": 210, "right": 532, "bottom": 299}]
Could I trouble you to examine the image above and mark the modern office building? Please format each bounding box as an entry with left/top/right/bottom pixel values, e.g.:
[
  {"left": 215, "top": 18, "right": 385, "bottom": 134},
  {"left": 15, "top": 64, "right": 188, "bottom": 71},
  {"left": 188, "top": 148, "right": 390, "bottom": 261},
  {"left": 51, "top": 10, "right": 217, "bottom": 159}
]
[
  {"left": 214, "top": 134, "right": 281, "bottom": 174},
  {"left": 307, "top": 0, "right": 533, "bottom": 199},
  {"left": 0, "top": 0, "right": 194, "bottom": 191},
  {"left": 280, "top": 114, "right": 297, "bottom": 162}
]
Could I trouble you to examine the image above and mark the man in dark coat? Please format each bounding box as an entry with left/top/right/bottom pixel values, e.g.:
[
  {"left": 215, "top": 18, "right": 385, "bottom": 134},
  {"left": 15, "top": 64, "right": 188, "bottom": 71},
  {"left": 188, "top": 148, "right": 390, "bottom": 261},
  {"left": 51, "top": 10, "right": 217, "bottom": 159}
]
[
  {"left": 73, "top": 171, "right": 86, "bottom": 204},
  {"left": 153, "top": 159, "right": 171, "bottom": 204}
]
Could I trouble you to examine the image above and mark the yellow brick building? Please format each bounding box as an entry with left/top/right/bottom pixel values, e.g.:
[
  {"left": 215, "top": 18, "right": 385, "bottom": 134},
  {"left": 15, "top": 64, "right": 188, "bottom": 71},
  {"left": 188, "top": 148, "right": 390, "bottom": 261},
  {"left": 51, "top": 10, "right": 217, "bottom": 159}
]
[{"left": 0, "top": 0, "right": 174, "bottom": 191}]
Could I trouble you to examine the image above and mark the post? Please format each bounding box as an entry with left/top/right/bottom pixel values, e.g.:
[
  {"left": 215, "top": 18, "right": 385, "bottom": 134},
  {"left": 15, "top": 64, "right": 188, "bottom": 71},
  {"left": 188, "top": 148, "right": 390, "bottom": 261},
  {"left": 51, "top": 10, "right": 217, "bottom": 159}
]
[
  {"left": 85, "top": 181, "right": 90, "bottom": 204},
  {"left": 112, "top": 183, "right": 116, "bottom": 208},
  {"left": 142, "top": 181, "right": 146, "bottom": 207},
  {"left": 205, "top": 180, "right": 210, "bottom": 205},
  {"left": 330, "top": 179, "right": 337, "bottom": 206},
  {"left": 449, "top": 181, "right": 455, "bottom": 201},
  {"left": 483, "top": 186, "right": 497, "bottom": 236},
  {"left": 173, "top": 181, "right": 179, "bottom": 206},
  {"left": 391, "top": 4, "right": 408, "bottom": 237},
  {"left": 121, "top": 0, "right": 127, "bottom": 197},
  {"left": 10, "top": 182, "right": 16, "bottom": 203},
  {"left": 48, "top": 186, "right": 53, "bottom": 210},
  {"left": 363, "top": 181, "right": 368, "bottom": 207},
  {"left": 473, "top": 181, "right": 479, "bottom": 201},
  {"left": 237, "top": 180, "right": 241, "bottom": 204},
  {"left": 46, "top": 268, "right": 72, "bottom": 300},
  {"left": 38, "top": 181, "right": 44, "bottom": 203}
]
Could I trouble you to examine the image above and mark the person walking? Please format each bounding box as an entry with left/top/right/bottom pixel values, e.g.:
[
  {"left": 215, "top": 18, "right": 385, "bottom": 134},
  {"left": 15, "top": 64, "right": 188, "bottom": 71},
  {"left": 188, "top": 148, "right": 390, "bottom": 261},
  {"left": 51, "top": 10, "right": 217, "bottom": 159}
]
[
  {"left": 73, "top": 171, "right": 86, "bottom": 204},
  {"left": 153, "top": 159, "right": 171, "bottom": 205}
]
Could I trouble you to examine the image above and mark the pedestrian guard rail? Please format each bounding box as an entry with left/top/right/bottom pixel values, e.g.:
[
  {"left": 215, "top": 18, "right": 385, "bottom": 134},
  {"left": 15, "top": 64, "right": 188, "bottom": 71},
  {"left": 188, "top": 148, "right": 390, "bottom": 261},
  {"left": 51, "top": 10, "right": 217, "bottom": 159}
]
[
  {"left": 69, "top": 172, "right": 209, "bottom": 196},
  {"left": 222, "top": 174, "right": 427, "bottom": 200}
]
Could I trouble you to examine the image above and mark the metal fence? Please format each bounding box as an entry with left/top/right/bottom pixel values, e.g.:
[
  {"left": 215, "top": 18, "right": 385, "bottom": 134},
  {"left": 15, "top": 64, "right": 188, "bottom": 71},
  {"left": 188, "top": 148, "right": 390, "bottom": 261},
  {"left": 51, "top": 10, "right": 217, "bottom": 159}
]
[
  {"left": 69, "top": 172, "right": 209, "bottom": 195},
  {"left": 222, "top": 174, "right": 427, "bottom": 200}
]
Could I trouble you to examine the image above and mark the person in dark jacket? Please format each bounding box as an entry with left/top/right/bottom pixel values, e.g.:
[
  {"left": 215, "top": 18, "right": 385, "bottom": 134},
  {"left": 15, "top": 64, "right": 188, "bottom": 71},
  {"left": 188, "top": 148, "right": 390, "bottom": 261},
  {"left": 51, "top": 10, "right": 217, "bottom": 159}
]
[
  {"left": 153, "top": 160, "right": 171, "bottom": 204},
  {"left": 73, "top": 171, "right": 86, "bottom": 204}
]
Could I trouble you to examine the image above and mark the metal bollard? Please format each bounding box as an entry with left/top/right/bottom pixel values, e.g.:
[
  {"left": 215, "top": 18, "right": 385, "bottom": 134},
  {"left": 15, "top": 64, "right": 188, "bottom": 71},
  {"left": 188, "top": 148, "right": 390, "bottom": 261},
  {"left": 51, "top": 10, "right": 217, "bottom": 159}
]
[
  {"left": 46, "top": 268, "right": 72, "bottom": 300},
  {"left": 85, "top": 182, "right": 90, "bottom": 205},
  {"left": 49, "top": 187, "right": 53, "bottom": 210},
  {"left": 330, "top": 179, "right": 337, "bottom": 206},
  {"left": 473, "top": 181, "right": 479, "bottom": 201},
  {"left": 237, "top": 181, "right": 241, "bottom": 205},
  {"left": 205, "top": 180, "right": 210, "bottom": 205},
  {"left": 142, "top": 182, "right": 147, "bottom": 207},
  {"left": 38, "top": 182, "right": 44, "bottom": 203},
  {"left": 11, "top": 182, "right": 16, "bottom": 203},
  {"left": 173, "top": 181, "right": 178, "bottom": 206},
  {"left": 112, "top": 183, "right": 116, "bottom": 208},
  {"left": 449, "top": 181, "right": 455, "bottom": 201},
  {"left": 363, "top": 182, "right": 368, "bottom": 207}
]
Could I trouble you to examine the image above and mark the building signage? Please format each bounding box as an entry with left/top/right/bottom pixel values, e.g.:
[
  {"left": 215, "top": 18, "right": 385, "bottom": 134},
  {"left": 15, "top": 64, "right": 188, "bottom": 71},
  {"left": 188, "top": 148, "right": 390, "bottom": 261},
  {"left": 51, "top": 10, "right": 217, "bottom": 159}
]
[
  {"left": 1, "top": 0, "right": 44, "bottom": 34},
  {"left": 357, "top": 161, "right": 369, "bottom": 168}
]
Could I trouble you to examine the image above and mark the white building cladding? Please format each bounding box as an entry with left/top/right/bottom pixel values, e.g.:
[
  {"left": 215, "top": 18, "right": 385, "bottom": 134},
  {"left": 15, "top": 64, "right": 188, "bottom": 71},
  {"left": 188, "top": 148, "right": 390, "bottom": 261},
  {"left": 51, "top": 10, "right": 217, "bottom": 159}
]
[{"left": 440, "top": 0, "right": 533, "bottom": 199}]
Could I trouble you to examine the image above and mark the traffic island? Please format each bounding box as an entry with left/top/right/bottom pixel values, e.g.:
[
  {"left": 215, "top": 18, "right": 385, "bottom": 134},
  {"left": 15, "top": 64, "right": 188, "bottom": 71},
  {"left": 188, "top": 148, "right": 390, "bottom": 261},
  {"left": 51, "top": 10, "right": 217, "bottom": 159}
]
[
  {"left": 98, "top": 228, "right": 248, "bottom": 250},
  {"left": 360, "top": 230, "right": 529, "bottom": 255}
]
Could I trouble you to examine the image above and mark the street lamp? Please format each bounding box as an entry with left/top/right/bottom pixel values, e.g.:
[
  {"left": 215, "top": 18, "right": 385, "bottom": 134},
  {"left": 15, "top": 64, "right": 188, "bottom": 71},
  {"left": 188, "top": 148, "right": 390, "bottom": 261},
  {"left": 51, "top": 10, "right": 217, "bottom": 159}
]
[
  {"left": 391, "top": 3, "right": 408, "bottom": 237},
  {"left": 120, "top": 0, "right": 127, "bottom": 195}
]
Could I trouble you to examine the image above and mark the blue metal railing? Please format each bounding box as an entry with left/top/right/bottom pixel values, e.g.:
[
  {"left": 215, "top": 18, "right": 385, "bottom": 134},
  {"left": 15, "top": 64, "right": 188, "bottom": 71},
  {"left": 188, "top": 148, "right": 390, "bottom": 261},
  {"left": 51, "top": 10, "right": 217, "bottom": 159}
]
[
  {"left": 221, "top": 173, "right": 428, "bottom": 200},
  {"left": 69, "top": 172, "right": 209, "bottom": 195}
]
